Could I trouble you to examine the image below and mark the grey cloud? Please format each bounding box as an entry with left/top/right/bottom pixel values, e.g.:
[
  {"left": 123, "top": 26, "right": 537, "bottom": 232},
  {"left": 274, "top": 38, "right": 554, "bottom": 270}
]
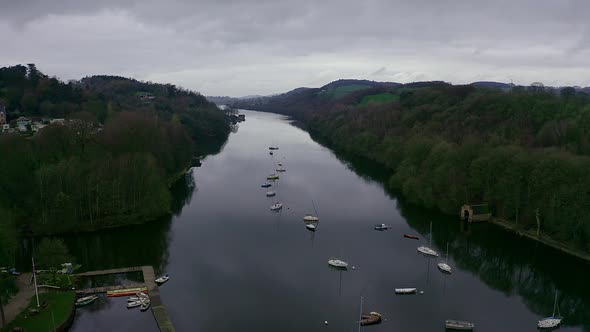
[{"left": 0, "top": 0, "right": 589, "bottom": 95}]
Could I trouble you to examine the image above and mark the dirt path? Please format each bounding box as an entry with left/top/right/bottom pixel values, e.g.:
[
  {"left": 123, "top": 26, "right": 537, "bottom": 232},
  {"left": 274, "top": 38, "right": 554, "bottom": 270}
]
[{"left": 4, "top": 273, "right": 35, "bottom": 324}]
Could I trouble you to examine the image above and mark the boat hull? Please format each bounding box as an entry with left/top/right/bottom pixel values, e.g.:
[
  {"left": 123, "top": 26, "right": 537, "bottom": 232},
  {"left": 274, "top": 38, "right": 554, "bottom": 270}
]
[
  {"left": 438, "top": 263, "right": 452, "bottom": 274},
  {"left": 417, "top": 246, "right": 439, "bottom": 257},
  {"left": 328, "top": 259, "right": 348, "bottom": 269},
  {"left": 538, "top": 317, "right": 561, "bottom": 329},
  {"left": 395, "top": 288, "right": 417, "bottom": 295},
  {"left": 445, "top": 320, "right": 475, "bottom": 330},
  {"left": 404, "top": 234, "right": 419, "bottom": 240}
]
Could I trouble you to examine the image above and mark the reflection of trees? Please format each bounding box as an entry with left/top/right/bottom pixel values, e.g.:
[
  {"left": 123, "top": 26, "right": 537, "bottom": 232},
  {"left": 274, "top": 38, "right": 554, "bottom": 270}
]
[
  {"left": 170, "top": 170, "right": 197, "bottom": 215},
  {"left": 307, "top": 132, "right": 590, "bottom": 331}
]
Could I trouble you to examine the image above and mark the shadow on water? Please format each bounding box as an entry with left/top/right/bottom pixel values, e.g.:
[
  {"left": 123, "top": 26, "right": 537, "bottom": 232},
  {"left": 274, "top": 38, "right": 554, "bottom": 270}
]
[
  {"left": 17, "top": 169, "right": 198, "bottom": 276},
  {"left": 301, "top": 122, "right": 590, "bottom": 331}
]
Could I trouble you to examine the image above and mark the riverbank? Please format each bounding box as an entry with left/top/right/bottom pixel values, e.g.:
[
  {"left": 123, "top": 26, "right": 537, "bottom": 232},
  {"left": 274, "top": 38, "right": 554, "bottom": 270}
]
[
  {"left": 491, "top": 218, "right": 590, "bottom": 263},
  {"left": 305, "top": 125, "right": 590, "bottom": 264},
  {"left": 2, "top": 291, "right": 75, "bottom": 332},
  {"left": 2, "top": 273, "right": 34, "bottom": 325}
]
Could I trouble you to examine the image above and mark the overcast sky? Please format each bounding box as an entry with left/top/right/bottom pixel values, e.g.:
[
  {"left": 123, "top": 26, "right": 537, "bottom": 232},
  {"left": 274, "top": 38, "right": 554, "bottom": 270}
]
[{"left": 1, "top": 0, "right": 589, "bottom": 96}]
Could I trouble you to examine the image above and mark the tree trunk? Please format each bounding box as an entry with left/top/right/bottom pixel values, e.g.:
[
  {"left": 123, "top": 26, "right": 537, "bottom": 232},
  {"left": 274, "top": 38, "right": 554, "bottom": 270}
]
[{"left": 536, "top": 208, "right": 541, "bottom": 237}]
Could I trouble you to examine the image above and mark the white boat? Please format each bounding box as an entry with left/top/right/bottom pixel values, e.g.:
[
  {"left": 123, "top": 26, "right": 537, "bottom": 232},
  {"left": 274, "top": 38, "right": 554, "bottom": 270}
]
[
  {"left": 437, "top": 242, "right": 452, "bottom": 273},
  {"left": 155, "top": 274, "right": 169, "bottom": 285},
  {"left": 395, "top": 288, "right": 417, "bottom": 295},
  {"left": 75, "top": 295, "right": 98, "bottom": 306},
  {"left": 140, "top": 301, "right": 151, "bottom": 311},
  {"left": 266, "top": 191, "right": 276, "bottom": 197},
  {"left": 270, "top": 203, "right": 283, "bottom": 211},
  {"left": 328, "top": 258, "right": 348, "bottom": 269},
  {"left": 127, "top": 300, "right": 143, "bottom": 308},
  {"left": 445, "top": 320, "right": 475, "bottom": 330},
  {"left": 538, "top": 292, "right": 562, "bottom": 329},
  {"left": 261, "top": 183, "right": 272, "bottom": 188},
  {"left": 374, "top": 224, "right": 390, "bottom": 231},
  {"left": 276, "top": 167, "right": 286, "bottom": 172},
  {"left": 267, "top": 174, "right": 279, "bottom": 180},
  {"left": 306, "top": 223, "right": 316, "bottom": 231},
  {"left": 127, "top": 296, "right": 142, "bottom": 302},
  {"left": 303, "top": 215, "right": 319, "bottom": 222},
  {"left": 417, "top": 221, "right": 439, "bottom": 257}
]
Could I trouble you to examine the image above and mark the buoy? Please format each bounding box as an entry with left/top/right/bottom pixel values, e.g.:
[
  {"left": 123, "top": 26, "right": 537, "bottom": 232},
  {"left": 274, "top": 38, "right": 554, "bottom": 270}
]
[
  {"left": 352, "top": 266, "right": 356, "bottom": 270},
  {"left": 324, "top": 320, "right": 328, "bottom": 325},
  {"left": 419, "top": 291, "right": 424, "bottom": 295}
]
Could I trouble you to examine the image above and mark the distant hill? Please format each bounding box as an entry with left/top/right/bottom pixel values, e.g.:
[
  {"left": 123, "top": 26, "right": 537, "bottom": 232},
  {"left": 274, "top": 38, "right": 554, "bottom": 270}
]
[{"left": 470, "top": 81, "right": 513, "bottom": 89}]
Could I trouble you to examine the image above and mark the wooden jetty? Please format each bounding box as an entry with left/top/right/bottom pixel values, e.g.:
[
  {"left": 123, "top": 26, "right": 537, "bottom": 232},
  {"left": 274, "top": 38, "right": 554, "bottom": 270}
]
[{"left": 74, "top": 265, "right": 175, "bottom": 332}]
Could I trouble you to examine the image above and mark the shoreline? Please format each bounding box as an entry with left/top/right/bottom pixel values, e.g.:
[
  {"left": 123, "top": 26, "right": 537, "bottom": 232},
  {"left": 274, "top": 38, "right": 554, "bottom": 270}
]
[
  {"left": 304, "top": 123, "right": 590, "bottom": 264},
  {"left": 490, "top": 218, "right": 590, "bottom": 263}
]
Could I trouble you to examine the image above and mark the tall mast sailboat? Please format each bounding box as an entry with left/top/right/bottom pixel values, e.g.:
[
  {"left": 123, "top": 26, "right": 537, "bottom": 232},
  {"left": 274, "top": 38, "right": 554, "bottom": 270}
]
[
  {"left": 417, "top": 221, "right": 439, "bottom": 257},
  {"left": 538, "top": 291, "right": 562, "bottom": 329},
  {"left": 437, "top": 242, "right": 452, "bottom": 273}
]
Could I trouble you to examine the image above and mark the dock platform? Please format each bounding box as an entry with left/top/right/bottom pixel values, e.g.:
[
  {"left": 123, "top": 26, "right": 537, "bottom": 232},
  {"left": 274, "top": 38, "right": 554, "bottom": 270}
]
[{"left": 74, "top": 265, "right": 175, "bottom": 332}]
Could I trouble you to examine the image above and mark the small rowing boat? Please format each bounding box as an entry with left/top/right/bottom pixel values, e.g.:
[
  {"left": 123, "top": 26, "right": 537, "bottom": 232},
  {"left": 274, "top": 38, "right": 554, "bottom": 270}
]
[
  {"left": 359, "top": 312, "right": 382, "bottom": 326},
  {"left": 155, "top": 274, "right": 169, "bottom": 285},
  {"left": 395, "top": 288, "right": 417, "bottom": 295},
  {"left": 75, "top": 295, "right": 98, "bottom": 307},
  {"left": 107, "top": 287, "right": 147, "bottom": 297},
  {"left": 404, "top": 234, "right": 419, "bottom": 240},
  {"left": 445, "top": 320, "right": 475, "bottom": 330},
  {"left": 374, "top": 224, "right": 390, "bottom": 231}
]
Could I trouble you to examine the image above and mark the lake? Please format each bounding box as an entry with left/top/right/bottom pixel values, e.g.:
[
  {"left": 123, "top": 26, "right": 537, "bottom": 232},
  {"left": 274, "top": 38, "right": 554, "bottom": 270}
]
[{"left": 44, "top": 110, "right": 589, "bottom": 331}]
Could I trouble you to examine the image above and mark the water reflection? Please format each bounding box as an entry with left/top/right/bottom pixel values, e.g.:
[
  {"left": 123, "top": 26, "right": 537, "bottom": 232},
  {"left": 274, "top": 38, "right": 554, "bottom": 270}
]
[{"left": 306, "top": 123, "right": 590, "bottom": 331}]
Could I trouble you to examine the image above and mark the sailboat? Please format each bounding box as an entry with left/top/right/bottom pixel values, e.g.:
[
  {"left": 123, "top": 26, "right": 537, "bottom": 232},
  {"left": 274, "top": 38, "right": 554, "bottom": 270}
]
[
  {"left": 417, "top": 221, "right": 439, "bottom": 257},
  {"left": 437, "top": 242, "right": 452, "bottom": 274},
  {"left": 303, "top": 200, "right": 320, "bottom": 222},
  {"left": 538, "top": 292, "right": 562, "bottom": 329}
]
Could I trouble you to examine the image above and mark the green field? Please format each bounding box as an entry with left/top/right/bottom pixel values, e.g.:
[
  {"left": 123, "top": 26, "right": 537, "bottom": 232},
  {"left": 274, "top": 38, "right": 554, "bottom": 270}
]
[
  {"left": 317, "top": 84, "right": 371, "bottom": 99},
  {"left": 358, "top": 93, "right": 398, "bottom": 106},
  {"left": 2, "top": 291, "right": 75, "bottom": 332}
]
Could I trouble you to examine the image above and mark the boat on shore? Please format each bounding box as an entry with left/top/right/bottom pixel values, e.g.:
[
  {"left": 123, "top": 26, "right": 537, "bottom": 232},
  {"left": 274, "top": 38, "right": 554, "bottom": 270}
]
[
  {"left": 127, "top": 300, "right": 143, "bottom": 309},
  {"left": 360, "top": 312, "right": 382, "bottom": 326},
  {"left": 395, "top": 288, "right": 417, "bottom": 295},
  {"left": 404, "top": 234, "right": 419, "bottom": 240},
  {"left": 374, "top": 224, "right": 390, "bottom": 231},
  {"left": 328, "top": 258, "right": 348, "bottom": 269},
  {"left": 155, "top": 274, "right": 170, "bottom": 285},
  {"left": 140, "top": 301, "right": 151, "bottom": 311},
  {"left": 75, "top": 295, "right": 98, "bottom": 307},
  {"left": 445, "top": 320, "right": 475, "bottom": 330}
]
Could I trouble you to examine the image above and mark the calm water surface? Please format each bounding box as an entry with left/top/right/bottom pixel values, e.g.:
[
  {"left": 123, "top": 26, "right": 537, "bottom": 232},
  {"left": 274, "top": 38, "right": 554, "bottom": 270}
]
[{"left": 52, "top": 110, "right": 590, "bottom": 331}]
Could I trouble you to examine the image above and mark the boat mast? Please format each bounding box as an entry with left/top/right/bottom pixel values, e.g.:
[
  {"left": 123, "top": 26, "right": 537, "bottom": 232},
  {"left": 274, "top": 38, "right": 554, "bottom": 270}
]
[
  {"left": 446, "top": 242, "right": 449, "bottom": 263},
  {"left": 553, "top": 291, "right": 558, "bottom": 317},
  {"left": 429, "top": 221, "right": 433, "bottom": 247},
  {"left": 312, "top": 199, "right": 319, "bottom": 217},
  {"left": 358, "top": 296, "right": 363, "bottom": 332}
]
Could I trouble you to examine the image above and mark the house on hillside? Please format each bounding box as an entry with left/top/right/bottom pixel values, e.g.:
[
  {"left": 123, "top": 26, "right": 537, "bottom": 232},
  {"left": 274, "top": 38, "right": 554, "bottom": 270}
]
[
  {"left": 138, "top": 92, "right": 155, "bottom": 100},
  {"left": 1, "top": 124, "right": 9, "bottom": 132},
  {"left": 16, "top": 116, "right": 31, "bottom": 132},
  {"left": 460, "top": 203, "right": 492, "bottom": 223},
  {"left": 0, "top": 105, "right": 6, "bottom": 125}
]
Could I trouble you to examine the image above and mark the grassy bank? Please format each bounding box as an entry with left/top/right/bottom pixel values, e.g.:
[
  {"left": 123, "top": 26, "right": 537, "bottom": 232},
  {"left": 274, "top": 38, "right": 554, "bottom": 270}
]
[{"left": 2, "top": 291, "right": 75, "bottom": 332}]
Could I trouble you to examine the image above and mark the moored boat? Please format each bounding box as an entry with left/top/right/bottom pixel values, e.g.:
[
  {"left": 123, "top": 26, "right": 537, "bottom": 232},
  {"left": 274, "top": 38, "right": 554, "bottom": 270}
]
[
  {"left": 374, "top": 224, "right": 390, "bottom": 231},
  {"left": 417, "top": 222, "right": 439, "bottom": 257},
  {"left": 269, "top": 146, "right": 279, "bottom": 150},
  {"left": 261, "top": 183, "right": 272, "bottom": 188},
  {"left": 75, "top": 295, "right": 98, "bottom": 307},
  {"left": 276, "top": 167, "right": 286, "bottom": 172},
  {"left": 445, "top": 320, "right": 475, "bottom": 330},
  {"left": 328, "top": 258, "right": 348, "bottom": 269},
  {"left": 306, "top": 223, "right": 317, "bottom": 231},
  {"left": 266, "top": 191, "right": 276, "bottom": 197},
  {"left": 270, "top": 203, "right": 283, "bottom": 211},
  {"left": 538, "top": 292, "right": 562, "bottom": 329},
  {"left": 360, "top": 312, "right": 382, "bottom": 326},
  {"left": 395, "top": 288, "right": 417, "bottom": 295},
  {"left": 140, "top": 301, "right": 151, "bottom": 311},
  {"left": 107, "top": 287, "right": 147, "bottom": 297},
  {"left": 267, "top": 174, "right": 279, "bottom": 180},
  {"left": 155, "top": 274, "right": 169, "bottom": 285},
  {"left": 404, "top": 234, "right": 419, "bottom": 240},
  {"left": 303, "top": 215, "right": 319, "bottom": 222},
  {"left": 127, "top": 300, "right": 143, "bottom": 308},
  {"left": 438, "top": 242, "right": 452, "bottom": 273}
]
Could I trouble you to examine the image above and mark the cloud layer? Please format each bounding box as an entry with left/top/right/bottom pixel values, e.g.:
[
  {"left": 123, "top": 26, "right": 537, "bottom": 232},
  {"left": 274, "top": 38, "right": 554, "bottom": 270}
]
[{"left": 1, "top": 0, "right": 589, "bottom": 95}]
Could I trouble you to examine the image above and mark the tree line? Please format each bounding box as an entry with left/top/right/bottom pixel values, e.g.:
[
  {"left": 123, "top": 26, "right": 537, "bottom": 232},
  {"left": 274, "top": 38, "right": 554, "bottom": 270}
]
[
  {"left": 0, "top": 64, "right": 231, "bottom": 267},
  {"left": 244, "top": 82, "right": 590, "bottom": 252}
]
